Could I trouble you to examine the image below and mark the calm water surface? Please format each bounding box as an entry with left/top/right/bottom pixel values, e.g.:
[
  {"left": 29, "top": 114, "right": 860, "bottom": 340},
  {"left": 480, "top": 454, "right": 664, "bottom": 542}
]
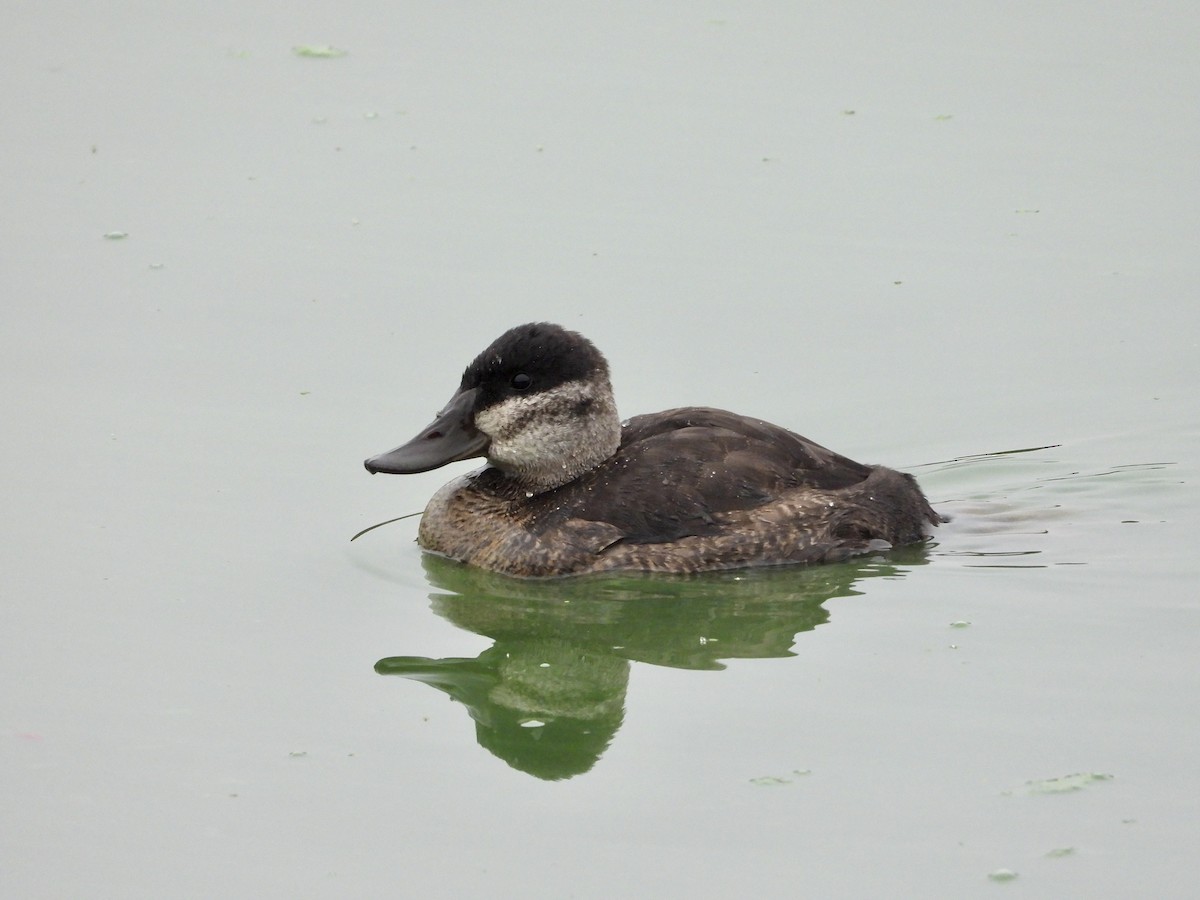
[{"left": 4, "top": 3, "right": 1198, "bottom": 898}]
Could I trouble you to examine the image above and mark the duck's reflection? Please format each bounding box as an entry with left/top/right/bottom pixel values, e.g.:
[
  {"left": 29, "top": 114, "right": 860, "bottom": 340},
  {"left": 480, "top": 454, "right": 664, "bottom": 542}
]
[{"left": 376, "top": 547, "right": 931, "bottom": 780}]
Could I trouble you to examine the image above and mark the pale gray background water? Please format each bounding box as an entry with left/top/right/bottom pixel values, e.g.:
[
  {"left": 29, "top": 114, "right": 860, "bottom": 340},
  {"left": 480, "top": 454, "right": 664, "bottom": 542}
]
[{"left": 4, "top": 3, "right": 1198, "bottom": 897}]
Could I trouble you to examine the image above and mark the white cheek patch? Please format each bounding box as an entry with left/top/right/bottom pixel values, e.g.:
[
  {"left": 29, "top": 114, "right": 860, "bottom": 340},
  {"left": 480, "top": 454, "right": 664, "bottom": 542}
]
[
  {"left": 491, "top": 419, "right": 567, "bottom": 468},
  {"left": 473, "top": 381, "right": 617, "bottom": 483}
]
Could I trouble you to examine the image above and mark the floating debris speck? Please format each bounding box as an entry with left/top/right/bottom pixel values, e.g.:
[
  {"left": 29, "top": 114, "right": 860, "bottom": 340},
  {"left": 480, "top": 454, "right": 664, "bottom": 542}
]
[
  {"left": 103, "top": 231, "right": 129, "bottom": 240},
  {"left": 293, "top": 44, "right": 347, "bottom": 58},
  {"left": 987, "top": 868, "right": 1018, "bottom": 882},
  {"left": 750, "top": 769, "right": 812, "bottom": 786},
  {"left": 1006, "top": 772, "right": 1114, "bottom": 796}
]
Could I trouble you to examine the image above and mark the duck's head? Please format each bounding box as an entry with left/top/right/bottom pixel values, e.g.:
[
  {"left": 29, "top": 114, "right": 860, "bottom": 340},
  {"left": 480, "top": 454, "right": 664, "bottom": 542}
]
[{"left": 364, "top": 322, "right": 622, "bottom": 493}]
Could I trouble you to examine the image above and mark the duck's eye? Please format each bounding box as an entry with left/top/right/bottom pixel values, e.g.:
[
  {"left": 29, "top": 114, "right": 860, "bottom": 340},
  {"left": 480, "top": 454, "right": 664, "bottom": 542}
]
[{"left": 510, "top": 373, "right": 532, "bottom": 391}]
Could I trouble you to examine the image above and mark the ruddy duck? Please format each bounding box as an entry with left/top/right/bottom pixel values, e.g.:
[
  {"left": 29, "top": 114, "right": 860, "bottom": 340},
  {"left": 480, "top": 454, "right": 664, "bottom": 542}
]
[{"left": 365, "top": 322, "right": 941, "bottom": 577}]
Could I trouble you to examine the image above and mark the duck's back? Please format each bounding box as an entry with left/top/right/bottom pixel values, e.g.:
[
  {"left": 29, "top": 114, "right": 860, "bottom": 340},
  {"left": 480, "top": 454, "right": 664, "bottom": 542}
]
[
  {"left": 568, "top": 407, "right": 874, "bottom": 542},
  {"left": 621, "top": 406, "right": 875, "bottom": 491}
]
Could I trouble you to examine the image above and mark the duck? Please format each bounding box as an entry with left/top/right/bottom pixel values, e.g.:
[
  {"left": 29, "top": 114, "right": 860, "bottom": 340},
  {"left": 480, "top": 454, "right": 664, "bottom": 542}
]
[{"left": 364, "top": 322, "right": 941, "bottom": 578}]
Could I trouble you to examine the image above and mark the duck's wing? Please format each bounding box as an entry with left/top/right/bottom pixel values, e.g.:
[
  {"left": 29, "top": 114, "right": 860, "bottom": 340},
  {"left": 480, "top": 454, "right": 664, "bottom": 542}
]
[
  {"left": 621, "top": 407, "right": 872, "bottom": 487},
  {"left": 562, "top": 407, "right": 875, "bottom": 545}
]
